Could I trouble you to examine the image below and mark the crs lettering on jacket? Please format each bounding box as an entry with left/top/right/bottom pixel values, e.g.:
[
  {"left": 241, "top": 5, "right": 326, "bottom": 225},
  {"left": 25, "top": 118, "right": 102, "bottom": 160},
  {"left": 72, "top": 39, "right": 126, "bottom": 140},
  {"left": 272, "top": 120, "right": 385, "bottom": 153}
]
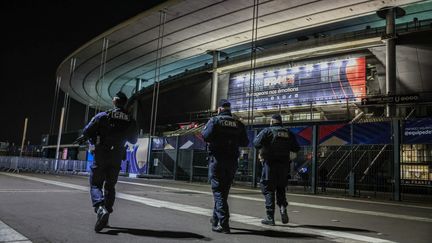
[
  {"left": 110, "top": 111, "right": 130, "bottom": 121},
  {"left": 276, "top": 131, "right": 290, "bottom": 138},
  {"left": 220, "top": 120, "right": 238, "bottom": 128}
]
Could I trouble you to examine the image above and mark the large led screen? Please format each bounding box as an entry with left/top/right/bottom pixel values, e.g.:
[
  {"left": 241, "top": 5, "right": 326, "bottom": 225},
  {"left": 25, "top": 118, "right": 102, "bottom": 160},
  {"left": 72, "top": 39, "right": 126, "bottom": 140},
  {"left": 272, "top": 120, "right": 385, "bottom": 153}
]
[{"left": 228, "top": 57, "right": 366, "bottom": 111}]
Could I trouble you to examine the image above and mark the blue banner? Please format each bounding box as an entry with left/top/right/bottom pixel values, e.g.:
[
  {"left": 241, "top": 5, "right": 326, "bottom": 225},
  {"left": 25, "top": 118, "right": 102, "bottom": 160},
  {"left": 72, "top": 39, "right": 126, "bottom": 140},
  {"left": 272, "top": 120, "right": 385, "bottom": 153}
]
[
  {"left": 404, "top": 118, "right": 432, "bottom": 144},
  {"left": 228, "top": 57, "right": 366, "bottom": 111}
]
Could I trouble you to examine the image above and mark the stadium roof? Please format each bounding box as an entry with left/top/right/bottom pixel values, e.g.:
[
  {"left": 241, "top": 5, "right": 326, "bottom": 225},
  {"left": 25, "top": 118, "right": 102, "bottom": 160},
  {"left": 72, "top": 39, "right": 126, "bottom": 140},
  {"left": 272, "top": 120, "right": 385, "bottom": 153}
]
[{"left": 56, "top": 0, "right": 431, "bottom": 108}]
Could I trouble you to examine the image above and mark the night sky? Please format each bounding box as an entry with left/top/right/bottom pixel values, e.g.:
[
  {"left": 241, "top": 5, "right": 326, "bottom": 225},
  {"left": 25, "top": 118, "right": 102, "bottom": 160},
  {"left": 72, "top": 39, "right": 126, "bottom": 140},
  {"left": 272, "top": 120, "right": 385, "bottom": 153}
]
[{"left": 0, "top": 0, "right": 165, "bottom": 145}]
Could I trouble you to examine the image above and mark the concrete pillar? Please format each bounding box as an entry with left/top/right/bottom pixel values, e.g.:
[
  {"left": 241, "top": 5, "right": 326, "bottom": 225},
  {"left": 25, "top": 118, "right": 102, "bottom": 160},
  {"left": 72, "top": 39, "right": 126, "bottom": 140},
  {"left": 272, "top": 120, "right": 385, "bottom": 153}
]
[
  {"left": 377, "top": 7, "right": 405, "bottom": 117},
  {"left": 210, "top": 51, "right": 220, "bottom": 111}
]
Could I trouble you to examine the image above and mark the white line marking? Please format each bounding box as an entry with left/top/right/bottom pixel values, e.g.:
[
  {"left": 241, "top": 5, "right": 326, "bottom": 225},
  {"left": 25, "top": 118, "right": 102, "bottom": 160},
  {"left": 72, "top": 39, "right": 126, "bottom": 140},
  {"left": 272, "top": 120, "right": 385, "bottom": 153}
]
[
  {"left": 117, "top": 180, "right": 432, "bottom": 223},
  {"left": 1, "top": 172, "right": 429, "bottom": 223},
  {"left": 0, "top": 189, "right": 81, "bottom": 193},
  {"left": 0, "top": 172, "right": 397, "bottom": 243},
  {"left": 146, "top": 179, "right": 432, "bottom": 210},
  {"left": 0, "top": 219, "right": 31, "bottom": 243}
]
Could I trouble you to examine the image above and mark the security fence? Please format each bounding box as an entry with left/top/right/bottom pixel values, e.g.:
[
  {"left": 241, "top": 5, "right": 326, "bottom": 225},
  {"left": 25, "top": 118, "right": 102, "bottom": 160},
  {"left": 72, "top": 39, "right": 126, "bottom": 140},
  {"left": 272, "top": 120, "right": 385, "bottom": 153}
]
[
  {"left": 287, "top": 145, "right": 395, "bottom": 198},
  {"left": 1, "top": 117, "right": 431, "bottom": 202},
  {"left": 148, "top": 149, "right": 209, "bottom": 181},
  {"left": 0, "top": 156, "right": 88, "bottom": 174},
  {"left": 145, "top": 118, "right": 432, "bottom": 203}
]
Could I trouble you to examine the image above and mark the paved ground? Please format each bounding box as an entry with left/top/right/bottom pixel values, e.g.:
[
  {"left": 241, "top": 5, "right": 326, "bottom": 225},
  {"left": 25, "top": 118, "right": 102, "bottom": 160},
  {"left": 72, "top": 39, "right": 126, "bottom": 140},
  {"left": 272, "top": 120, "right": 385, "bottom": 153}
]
[{"left": 0, "top": 172, "right": 431, "bottom": 243}]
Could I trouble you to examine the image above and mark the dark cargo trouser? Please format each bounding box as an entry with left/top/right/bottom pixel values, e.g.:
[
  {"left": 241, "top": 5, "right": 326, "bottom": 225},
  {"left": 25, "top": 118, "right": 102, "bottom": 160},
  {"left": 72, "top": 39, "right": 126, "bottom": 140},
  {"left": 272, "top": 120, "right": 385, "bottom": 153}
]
[
  {"left": 209, "top": 155, "right": 237, "bottom": 228},
  {"left": 260, "top": 161, "right": 289, "bottom": 216},
  {"left": 89, "top": 149, "right": 122, "bottom": 213}
]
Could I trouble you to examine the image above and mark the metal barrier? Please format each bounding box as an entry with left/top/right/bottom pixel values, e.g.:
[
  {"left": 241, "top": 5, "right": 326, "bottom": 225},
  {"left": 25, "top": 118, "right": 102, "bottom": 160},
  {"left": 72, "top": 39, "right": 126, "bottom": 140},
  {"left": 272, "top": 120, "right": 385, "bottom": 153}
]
[
  {"left": 149, "top": 151, "right": 174, "bottom": 178},
  {"left": 0, "top": 156, "right": 88, "bottom": 174},
  {"left": 190, "top": 150, "right": 210, "bottom": 182},
  {"left": 149, "top": 149, "right": 209, "bottom": 181}
]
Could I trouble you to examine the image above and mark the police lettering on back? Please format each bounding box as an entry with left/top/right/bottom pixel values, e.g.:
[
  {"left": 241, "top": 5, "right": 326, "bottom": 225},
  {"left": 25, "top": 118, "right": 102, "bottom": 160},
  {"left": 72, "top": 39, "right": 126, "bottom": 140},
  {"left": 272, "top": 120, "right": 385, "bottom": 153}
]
[
  {"left": 110, "top": 111, "right": 129, "bottom": 121},
  {"left": 220, "top": 119, "right": 237, "bottom": 128},
  {"left": 276, "top": 131, "right": 289, "bottom": 138}
]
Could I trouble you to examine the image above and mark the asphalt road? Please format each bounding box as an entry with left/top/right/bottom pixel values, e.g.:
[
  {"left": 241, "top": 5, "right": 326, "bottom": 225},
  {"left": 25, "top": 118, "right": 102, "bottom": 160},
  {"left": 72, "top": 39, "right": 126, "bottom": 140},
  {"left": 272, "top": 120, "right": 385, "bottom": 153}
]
[{"left": 0, "top": 172, "right": 431, "bottom": 243}]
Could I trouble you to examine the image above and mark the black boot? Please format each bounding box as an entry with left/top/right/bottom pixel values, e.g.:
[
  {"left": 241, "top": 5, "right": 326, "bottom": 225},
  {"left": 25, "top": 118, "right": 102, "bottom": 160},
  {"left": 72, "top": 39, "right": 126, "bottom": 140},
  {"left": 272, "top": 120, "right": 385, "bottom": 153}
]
[
  {"left": 94, "top": 205, "right": 109, "bottom": 232},
  {"left": 210, "top": 217, "right": 218, "bottom": 227},
  {"left": 261, "top": 211, "right": 275, "bottom": 226},
  {"left": 280, "top": 206, "right": 289, "bottom": 224},
  {"left": 212, "top": 223, "right": 230, "bottom": 233}
]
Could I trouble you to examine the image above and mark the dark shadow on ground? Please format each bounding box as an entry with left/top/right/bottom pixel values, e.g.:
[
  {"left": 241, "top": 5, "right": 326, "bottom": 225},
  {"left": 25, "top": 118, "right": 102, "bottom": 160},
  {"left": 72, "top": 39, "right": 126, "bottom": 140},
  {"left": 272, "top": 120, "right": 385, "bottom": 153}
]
[
  {"left": 230, "top": 227, "right": 321, "bottom": 239},
  {"left": 283, "top": 224, "right": 375, "bottom": 233},
  {"left": 99, "top": 226, "right": 211, "bottom": 240}
]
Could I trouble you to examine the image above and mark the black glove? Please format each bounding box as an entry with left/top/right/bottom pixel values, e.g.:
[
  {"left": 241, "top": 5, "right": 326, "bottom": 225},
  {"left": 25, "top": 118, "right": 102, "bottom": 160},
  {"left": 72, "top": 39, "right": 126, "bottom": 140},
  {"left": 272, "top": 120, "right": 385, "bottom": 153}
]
[{"left": 73, "top": 135, "right": 87, "bottom": 145}]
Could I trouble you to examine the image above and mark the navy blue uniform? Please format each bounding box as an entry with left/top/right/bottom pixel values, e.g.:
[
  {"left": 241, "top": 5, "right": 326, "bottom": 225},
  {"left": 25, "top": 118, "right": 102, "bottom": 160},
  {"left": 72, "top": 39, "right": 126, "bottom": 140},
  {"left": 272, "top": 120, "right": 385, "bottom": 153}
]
[
  {"left": 253, "top": 124, "right": 299, "bottom": 216},
  {"left": 201, "top": 110, "right": 249, "bottom": 228},
  {"left": 83, "top": 107, "right": 137, "bottom": 213}
]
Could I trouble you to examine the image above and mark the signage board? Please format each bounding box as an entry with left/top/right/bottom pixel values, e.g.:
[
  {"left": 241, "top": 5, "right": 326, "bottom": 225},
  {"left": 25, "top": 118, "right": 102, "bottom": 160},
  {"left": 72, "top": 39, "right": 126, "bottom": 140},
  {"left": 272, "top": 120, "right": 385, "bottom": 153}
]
[
  {"left": 361, "top": 94, "right": 420, "bottom": 105},
  {"left": 228, "top": 57, "right": 366, "bottom": 111}
]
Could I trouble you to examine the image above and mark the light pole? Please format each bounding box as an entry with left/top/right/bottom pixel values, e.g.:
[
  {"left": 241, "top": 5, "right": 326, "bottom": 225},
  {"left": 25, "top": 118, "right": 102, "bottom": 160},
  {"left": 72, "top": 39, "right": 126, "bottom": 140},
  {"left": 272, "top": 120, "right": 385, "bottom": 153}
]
[{"left": 19, "top": 117, "right": 28, "bottom": 157}]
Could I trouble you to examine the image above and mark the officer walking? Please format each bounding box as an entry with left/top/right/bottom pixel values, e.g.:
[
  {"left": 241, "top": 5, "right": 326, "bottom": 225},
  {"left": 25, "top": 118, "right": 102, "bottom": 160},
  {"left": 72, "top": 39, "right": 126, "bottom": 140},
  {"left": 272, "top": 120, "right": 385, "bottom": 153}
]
[
  {"left": 253, "top": 114, "right": 299, "bottom": 225},
  {"left": 75, "top": 92, "right": 138, "bottom": 232},
  {"left": 201, "top": 99, "right": 249, "bottom": 233}
]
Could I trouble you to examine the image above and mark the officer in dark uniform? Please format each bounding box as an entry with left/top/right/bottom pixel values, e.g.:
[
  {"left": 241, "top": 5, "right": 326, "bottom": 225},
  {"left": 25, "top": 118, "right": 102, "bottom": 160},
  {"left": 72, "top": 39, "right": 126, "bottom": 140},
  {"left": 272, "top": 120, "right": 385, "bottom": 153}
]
[
  {"left": 201, "top": 99, "right": 249, "bottom": 233},
  {"left": 253, "top": 114, "right": 299, "bottom": 225},
  {"left": 75, "top": 92, "right": 138, "bottom": 232}
]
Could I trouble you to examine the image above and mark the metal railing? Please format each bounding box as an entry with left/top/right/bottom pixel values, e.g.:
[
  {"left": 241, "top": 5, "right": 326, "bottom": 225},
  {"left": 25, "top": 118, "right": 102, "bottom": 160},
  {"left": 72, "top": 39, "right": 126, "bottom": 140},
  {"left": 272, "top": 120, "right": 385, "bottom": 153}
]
[{"left": 0, "top": 156, "right": 88, "bottom": 174}]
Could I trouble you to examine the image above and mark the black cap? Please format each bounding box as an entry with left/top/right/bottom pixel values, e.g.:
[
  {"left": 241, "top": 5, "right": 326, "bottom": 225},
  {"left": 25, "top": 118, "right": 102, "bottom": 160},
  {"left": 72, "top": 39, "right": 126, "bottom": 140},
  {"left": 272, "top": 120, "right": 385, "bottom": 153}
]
[
  {"left": 271, "top": 114, "right": 282, "bottom": 123},
  {"left": 218, "top": 99, "right": 231, "bottom": 108},
  {"left": 114, "top": 92, "right": 128, "bottom": 102}
]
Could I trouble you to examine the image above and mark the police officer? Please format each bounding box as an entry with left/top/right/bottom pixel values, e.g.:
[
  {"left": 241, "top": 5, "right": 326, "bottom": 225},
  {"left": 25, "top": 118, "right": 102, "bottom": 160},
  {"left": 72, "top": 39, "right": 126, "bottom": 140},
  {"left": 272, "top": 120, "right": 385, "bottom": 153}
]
[
  {"left": 75, "top": 92, "right": 138, "bottom": 232},
  {"left": 201, "top": 99, "right": 249, "bottom": 233},
  {"left": 253, "top": 114, "right": 299, "bottom": 225}
]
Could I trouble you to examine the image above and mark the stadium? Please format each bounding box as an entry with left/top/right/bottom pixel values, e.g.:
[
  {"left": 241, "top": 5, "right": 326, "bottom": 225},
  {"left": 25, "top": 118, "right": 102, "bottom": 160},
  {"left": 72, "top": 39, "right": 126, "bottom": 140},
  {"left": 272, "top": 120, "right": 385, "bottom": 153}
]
[{"left": 50, "top": 0, "right": 432, "bottom": 200}]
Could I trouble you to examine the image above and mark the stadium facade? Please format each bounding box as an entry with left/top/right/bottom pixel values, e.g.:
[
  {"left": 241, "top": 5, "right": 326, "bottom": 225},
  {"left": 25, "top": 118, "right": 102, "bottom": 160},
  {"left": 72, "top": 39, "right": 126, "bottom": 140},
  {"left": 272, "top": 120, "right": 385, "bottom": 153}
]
[{"left": 53, "top": 0, "right": 432, "bottom": 200}]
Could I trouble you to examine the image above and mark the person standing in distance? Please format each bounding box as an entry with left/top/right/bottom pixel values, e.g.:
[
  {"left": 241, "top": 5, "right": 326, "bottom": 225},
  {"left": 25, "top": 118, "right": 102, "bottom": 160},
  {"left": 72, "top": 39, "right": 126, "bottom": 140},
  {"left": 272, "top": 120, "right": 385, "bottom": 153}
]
[
  {"left": 253, "top": 114, "right": 299, "bottom": 225},
  {"left": 74, "top": 92, "right": 138, "bottom": 232},
  {"left": 201, "top": 99, "right": 249, "bottom": 233}
]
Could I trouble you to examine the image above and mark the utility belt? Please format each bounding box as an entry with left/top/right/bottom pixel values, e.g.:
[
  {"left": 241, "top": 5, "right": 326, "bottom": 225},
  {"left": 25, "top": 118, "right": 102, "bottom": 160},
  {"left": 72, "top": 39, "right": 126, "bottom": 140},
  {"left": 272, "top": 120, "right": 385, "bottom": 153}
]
[
  {"left": 208, "top": 150, "right": 239, "bottom": 161},
  {"left": 96, "top": 143, "right": 125, "bottom": 152},
  {"left": 208, "top": 145, "right": 238, "bottom": 155},
  {"left": 92, "top": 136, "right": 125, "bottom": 152},
  {"left": 260, "top": 148, "right": 290, "bottom": 162}
]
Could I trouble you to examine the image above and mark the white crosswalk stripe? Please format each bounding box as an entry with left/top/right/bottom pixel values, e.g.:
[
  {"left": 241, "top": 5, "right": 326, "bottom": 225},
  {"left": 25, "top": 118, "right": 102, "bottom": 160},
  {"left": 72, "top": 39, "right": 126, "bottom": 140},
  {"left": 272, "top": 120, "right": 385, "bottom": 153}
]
[{"left": 0, "top": 219, "right": 31, "bottom": 243}]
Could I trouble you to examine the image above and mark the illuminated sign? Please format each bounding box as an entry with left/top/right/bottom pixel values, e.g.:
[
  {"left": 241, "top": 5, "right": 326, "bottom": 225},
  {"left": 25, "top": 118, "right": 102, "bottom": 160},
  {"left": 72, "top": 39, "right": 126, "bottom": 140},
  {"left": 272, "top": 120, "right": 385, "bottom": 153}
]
[
  {"left": 228, "top": 57, "right": 366, "bottom": 111},
  {"left": 361, "top": 94, "right": 420, "bottom": 105}
]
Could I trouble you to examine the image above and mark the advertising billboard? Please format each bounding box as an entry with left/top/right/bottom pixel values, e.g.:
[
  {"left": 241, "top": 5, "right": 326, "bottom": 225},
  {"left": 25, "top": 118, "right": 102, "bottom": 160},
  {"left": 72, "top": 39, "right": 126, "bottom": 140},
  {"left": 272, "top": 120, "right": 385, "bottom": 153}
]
[{"left": 228, "top": 57, "right": 366, "bottom": 111}]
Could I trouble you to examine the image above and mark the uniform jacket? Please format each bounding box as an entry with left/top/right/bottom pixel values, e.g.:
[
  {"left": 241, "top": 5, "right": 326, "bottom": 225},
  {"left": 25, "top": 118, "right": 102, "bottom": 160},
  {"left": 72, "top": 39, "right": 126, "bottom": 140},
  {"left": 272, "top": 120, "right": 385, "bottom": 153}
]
[
  {"left": 201, "top": 110, "right": 249, "bottom": 158},
  {"left": 83, "top": 107, "right": 138, "bottom": 151},
  {"left": 253, "top": 124, "right": 300, "bottom": 163}
]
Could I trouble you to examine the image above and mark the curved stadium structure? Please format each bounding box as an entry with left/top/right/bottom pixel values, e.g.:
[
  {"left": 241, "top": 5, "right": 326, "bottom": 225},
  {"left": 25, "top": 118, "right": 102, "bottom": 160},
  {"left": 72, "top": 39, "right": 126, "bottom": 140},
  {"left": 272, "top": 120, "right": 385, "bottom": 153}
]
[
  {"left": 57, "top": 0, "right": 432, "bottom": 129},
  {"left": 54, "top": 0, "right": 432, "bottom": 192}
]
